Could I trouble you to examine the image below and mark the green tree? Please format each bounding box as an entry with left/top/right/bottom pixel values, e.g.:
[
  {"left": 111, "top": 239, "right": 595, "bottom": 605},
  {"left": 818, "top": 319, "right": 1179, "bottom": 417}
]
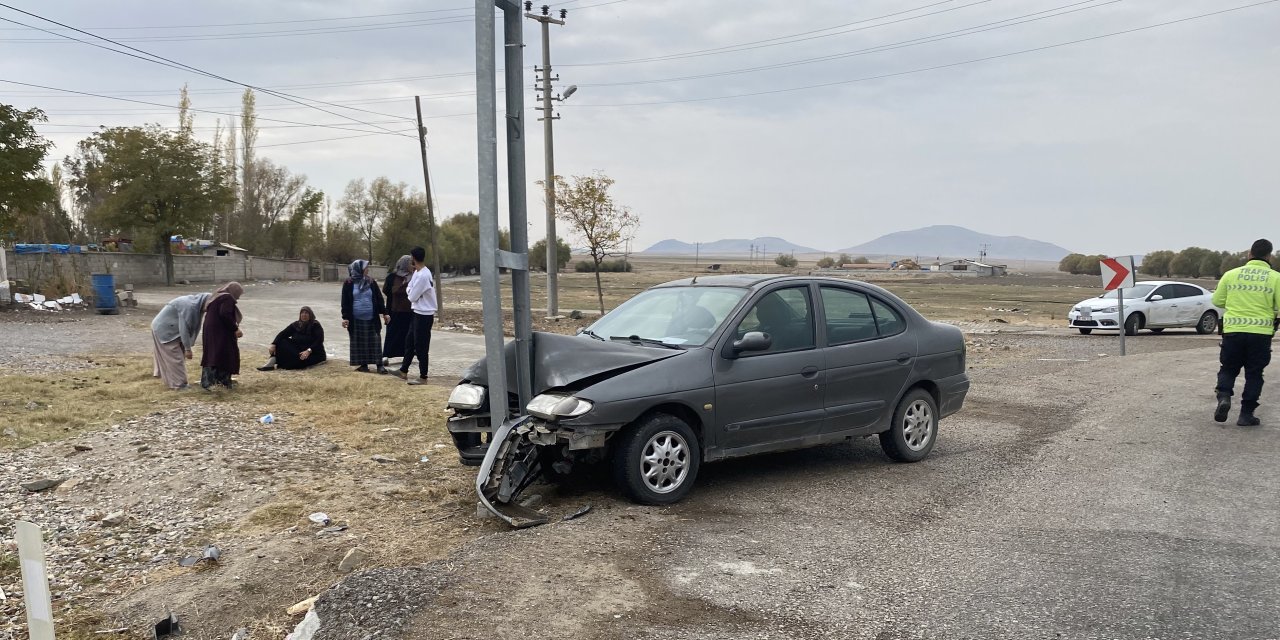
[
  {"left": 65, "top": 125, "right": 234, "bottom": 285},
  {"left": 775, "top": 253, "right": 798, "bottom": 268},
  {"left": 1058, "top": 254, "right": 1084, "bottom": 274},
  {"left": 372, "top": 180, "right": 430, "bottom": 267},
  {"left": 816, "top": 256, "right": 836, "bottom": 269},
  {"left": 436, "top": 212, "right": 509, "bottom": 273},
  {"left": 0, "top": 104, "right": 55, "bottom": 235},
  {"left": 1140, "top": 250, "right": 1174, "bottom": 277},
  {"left": 530, "top": 236, "right": 571, "bottom": 272},
  {"left": 851, "top": 256, "right": 870, "bottom": 264},
  {"left": 1170, "top": 247, "right": 1213, "bottom": 277},
  {"left": 285, "top": 188, "right": 323, "bottom": 259},
  {"left": 837, "top": 253, "right": 853, "bottom": 265},
  {"left": 1219, "top": 251, "right": 1249, "bottom": 276},
  {"left": 544, "top": 172, "right": 639, "bottom": 313}
]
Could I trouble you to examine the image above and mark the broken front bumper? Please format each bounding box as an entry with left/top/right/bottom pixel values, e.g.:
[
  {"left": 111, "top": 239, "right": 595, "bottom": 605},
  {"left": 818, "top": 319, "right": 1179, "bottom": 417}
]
[{"left": 473, "top": 416, "right": 615, "bottom": 528}]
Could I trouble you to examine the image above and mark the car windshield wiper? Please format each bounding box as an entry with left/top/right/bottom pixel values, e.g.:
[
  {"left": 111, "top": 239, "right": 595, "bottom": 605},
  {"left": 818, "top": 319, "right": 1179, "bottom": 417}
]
[
  {"left": 609, "top": 335, "right": 684, "bottom": 350},
  {"left": 580, "top": 329, "right": 606, "bottom": 341}
]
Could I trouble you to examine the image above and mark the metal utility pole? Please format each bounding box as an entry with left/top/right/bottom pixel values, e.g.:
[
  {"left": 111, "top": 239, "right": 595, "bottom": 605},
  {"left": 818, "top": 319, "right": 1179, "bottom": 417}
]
[
  {"left": 415, "top": 96, "right": 444, "bottom": 311},
  {"left": 695, "top": 242, "right": 700, "bottom": 268},
  {"left": 527, "top": 3, "right": 569, "bottom": 317}
]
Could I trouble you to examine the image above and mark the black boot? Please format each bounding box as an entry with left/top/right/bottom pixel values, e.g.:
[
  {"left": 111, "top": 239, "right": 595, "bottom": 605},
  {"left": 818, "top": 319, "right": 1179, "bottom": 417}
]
[
  {"left": 1214, "top": 394, "right": 1231, "bottom": 423},
  {"left": 1237, "top": 411, "right": 1260, "bottom": 427}
]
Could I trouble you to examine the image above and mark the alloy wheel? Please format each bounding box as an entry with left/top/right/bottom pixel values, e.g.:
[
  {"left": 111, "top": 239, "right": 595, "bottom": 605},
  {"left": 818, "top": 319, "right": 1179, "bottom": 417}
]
[
  {"left": 902, "top": 400, "right": 934, "bottom": 452},
  {"left": 641, "top": 430, "right": 690, "bottom": 494}
]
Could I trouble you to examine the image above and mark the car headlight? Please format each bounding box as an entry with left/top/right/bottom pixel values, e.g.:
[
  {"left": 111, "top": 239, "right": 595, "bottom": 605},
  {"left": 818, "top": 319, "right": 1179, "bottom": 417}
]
[
  {"left": 448, "top": 383, "right": 487, "bottom": 411},
  {"left": 1100, "top": 306, "right": 1118, "bottom": 313},
  {"left": 526, "top": 393, "right": 594, "bottom": 421}
]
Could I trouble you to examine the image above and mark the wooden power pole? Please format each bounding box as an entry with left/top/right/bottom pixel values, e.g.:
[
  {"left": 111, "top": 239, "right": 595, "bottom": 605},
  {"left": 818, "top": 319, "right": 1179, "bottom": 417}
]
[{"left": 415, "top": 95, "right": 444, "bottom": 311}]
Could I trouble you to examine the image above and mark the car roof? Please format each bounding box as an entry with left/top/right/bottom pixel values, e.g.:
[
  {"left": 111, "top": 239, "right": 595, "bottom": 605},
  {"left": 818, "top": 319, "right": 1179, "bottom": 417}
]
[
  {"left": 1134, "top": 280, "right": 1206, "bottom": 287},
  {"left": 654, "top": 274, "right": 893, "bottom": 290}
]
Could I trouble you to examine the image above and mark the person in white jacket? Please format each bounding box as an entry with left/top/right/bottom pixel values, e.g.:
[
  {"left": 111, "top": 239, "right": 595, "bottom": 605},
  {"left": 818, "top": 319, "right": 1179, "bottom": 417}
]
[{"left": 397, "top": 246, "right": 437, "bottom": 385}]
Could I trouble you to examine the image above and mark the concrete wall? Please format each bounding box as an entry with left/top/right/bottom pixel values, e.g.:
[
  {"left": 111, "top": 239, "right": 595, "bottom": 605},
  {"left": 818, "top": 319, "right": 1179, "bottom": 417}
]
[
  {"left": 246, "top": 256, "right": 308, "bottom": 281},
  {"left": 320, "top": 262, "right": 388, "bottom": 282},
  {"left": 2, "top": 250, "right": 368, "bottom": 294}
]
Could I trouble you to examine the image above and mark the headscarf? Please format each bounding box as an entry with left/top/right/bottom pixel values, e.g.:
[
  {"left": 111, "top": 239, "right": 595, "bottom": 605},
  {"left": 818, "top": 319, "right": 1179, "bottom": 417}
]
[
  {"left": 210, "top": 281, "right": 244, "bottom": 324},
  {"left": 348, "top": 259, "right": 372, "bottom": 293},
  {"left": 297, "top": 306, "right": 316, "bottom": 330},
  {"left": 394, "top": 255, "right": 413, "bottom": 278}
]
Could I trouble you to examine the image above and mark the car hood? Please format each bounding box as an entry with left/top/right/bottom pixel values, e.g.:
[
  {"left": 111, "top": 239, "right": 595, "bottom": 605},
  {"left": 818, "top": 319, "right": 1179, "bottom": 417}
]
[
  {"left": 462, "top": 331, "right": 686, "bottom": 394},
  {"left": 1076, "top": 297, "right": 1120, "bottom": 308}
]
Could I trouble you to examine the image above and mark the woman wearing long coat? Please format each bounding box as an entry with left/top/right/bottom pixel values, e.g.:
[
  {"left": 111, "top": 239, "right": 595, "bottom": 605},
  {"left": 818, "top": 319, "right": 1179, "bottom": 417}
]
[
  {"left": 258, "top": 306, "right": 327, "bottom": 370},
  {"left": 200, "top": 282, "right": 243, "bottom": 390},
  {"left": 150, "top": 292, "right": 211, "bottom": 390},
  {"left": 341, "top": 260, "right": 388, "bottom": 373},
  {"left": 381, "top": 255, "right": 414, "bottom": 368}
]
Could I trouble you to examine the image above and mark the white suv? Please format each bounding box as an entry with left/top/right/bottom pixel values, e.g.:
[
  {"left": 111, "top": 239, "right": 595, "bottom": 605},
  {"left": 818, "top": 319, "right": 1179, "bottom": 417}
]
[{"left": 1067, "top": 281, "right": 1221, "bottom": 336}]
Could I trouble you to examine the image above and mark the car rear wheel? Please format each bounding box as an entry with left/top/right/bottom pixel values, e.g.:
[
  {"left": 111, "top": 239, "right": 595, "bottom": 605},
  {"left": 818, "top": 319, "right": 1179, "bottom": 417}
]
[
  {"left": 613, "top": 413, "right": 700, "bottom": 505},
  {"left": 880, "top": 389, "right": 938, "bottom": 463},
  {"left": 1196, "top": 311, "right": 1218, "bottom": 335},
  {"left": 1077, "top": 328, "right": 1093, "bottom": 335},
  {"left": 1124, "top": 313, "right": 1142, "bottom": 336}
]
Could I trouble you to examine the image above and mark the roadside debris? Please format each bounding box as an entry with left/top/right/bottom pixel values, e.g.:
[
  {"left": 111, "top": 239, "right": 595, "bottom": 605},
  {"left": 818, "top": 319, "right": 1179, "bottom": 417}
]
[
  {"left": 101, "top": 511, "right": 127, "bottom": 526},
  {"left": 287, "top": 595, "right": 318, "bottom": 616},
  {"left": 285, "top": 608, "right": 321, "bottom": 640},
  {"left": 231, "top": 628, "right": 249, "bottom": 640},
  {"left": 370, "top": 455, "right": 397, "bottom": 464},
  {"left": 316, "top": 525, "right": 348, "bottom": 537},
  {"left": 562, "top": 504, "right": 592, "bottom": 521},
  {"left": 476, "top": 416, "right": 549, "bottom": 528},
  {"left": 259, "top": 413, "right": 275, "bottom": 425},
  {"left": 11, "top": 292, "right": 87, "bottom": 311},
  {"left": 177, "top": 545, "right": 221, "bottom": 568},
  {"left": 153, "top": 612, "right": 180, "bottom": 637},
  {"left": 308, "top": 512, "right": 331, "bottom": 526}
]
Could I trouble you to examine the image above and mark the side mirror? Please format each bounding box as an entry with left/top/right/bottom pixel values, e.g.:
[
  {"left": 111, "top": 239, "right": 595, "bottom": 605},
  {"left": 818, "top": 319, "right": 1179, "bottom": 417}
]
[
  {"left": 1149, "top": 295, "right": 1164, "bottom": 301},
  {"left": 731, "top": 331, "right": 772, "bottom": 355}
]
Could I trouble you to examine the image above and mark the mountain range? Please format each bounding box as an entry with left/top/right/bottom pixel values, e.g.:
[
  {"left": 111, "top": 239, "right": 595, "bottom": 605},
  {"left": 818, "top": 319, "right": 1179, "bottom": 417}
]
[{"left": 642, "top": 225, "right": 1071, "bottom": 262}]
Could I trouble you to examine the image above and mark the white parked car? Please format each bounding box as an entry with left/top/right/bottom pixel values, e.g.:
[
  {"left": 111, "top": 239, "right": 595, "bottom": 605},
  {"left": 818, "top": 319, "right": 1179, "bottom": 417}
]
[{"left": 1067, "top": 280, "right": 1222, "bottom": 336}]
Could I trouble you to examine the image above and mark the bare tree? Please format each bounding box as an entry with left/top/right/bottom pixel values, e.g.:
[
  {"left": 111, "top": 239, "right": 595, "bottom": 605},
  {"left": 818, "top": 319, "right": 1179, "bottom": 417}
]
[
  {"left": 340, "top": 178, "right": 383, "bottom": 261},
  {"left": 547, "top": 172, "right": 638, "bottom": 313}
]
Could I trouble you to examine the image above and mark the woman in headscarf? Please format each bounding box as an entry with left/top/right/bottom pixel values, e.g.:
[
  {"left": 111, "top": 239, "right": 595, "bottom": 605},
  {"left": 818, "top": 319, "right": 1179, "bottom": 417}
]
[
  {"left": 258, "top": 306, "right": 327, "bottom": 371},
  {"left": 380, "top": 254, "right": 414, "bottom": 369},
  {"left": 200, "top": 281, "right": 244, "bottom": 390},
  {"left": 341, "top": 259, "right": 388, "bottom": 373},
  {"left": 150, "top": 292, "right": 212, "bottom": 390}
]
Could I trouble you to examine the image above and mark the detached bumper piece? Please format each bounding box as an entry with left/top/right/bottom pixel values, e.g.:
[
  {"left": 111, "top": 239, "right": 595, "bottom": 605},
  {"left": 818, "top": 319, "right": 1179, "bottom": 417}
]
[{"left": 476, "top": 416, "right": 549, "bottom": 528}]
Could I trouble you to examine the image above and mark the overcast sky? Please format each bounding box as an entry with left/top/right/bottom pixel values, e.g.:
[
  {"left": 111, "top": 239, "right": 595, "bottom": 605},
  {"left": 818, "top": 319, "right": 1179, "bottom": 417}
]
[{"left": 2, "top": 0, "right": 1277, "bottom": 255}]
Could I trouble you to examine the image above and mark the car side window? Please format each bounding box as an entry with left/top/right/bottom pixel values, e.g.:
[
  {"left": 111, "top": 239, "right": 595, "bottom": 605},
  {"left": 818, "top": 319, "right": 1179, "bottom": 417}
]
[
  {"left": 1151, "top": 285, "right": 1178, "bottom": 300},
  {"left": 735, "top": 287, "right": 815, "bottom": 354},
  {"left": 820, "top": 287, "right": 877, "bottom": 344},
  {"left": 870, "top": 298, "right": 906, "bottom": 336},
  {"left": 1175, "top": 284, "right": 1204, "bottom": 298}
]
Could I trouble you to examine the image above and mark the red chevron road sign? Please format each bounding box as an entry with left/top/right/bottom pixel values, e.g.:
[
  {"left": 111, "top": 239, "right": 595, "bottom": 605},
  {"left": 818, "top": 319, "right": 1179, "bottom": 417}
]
[{"left": 1100, "top": 256, "right": 1135, "bottom": 291}]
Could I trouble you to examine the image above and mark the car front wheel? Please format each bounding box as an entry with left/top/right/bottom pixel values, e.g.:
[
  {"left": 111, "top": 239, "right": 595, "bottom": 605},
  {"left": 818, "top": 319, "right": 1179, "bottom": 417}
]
[
  {"left": 613, "top": 413, "right": 700, "bottom": 505},
  {"left": 880, "top": 389, "right": 938, "bottom": 463},
  {"left": 1124, "top": 313, "right": 1142, "bottom": 336},
  {"left": 1196, "top": 311, "right": 1218, "bottom": 335},
  {"left": 1077, "top": 328, "right": 1093, "bottom": 335}
]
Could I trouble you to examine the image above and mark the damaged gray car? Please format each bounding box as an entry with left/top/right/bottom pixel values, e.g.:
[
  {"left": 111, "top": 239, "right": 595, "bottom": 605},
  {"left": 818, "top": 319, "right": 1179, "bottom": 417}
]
[{"left": 447, "top": 275, "right": 969, "bottom": 526}]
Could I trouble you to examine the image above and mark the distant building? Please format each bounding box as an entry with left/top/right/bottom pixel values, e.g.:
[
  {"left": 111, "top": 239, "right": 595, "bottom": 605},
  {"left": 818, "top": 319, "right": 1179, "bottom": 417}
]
[
  {"left": 931, "top": 259, "right": 1007, "bottom": 276},
  {"left": 198, "top": 242, "right": 248, "bottom": 257}
]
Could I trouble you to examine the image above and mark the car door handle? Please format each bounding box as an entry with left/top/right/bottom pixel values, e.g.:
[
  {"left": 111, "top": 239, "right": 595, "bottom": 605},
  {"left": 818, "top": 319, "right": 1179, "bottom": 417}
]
[
  {"left": 801, "top": 366, "right": 819, "bottom": 378},
  {"left": 896, "top": 353, "right": 912, "bottom": 364}
]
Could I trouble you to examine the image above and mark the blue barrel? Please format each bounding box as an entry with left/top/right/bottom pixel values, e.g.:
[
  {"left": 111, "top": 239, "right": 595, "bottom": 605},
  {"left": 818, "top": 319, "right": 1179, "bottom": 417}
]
[{"left": 91, "top": 273, "right": 119, "bottom": 315}]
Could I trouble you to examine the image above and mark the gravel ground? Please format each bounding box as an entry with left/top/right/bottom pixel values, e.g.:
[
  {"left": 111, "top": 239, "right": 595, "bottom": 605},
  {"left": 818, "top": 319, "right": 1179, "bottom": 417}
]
[
  {"left": 0, "top": 403, "right": 346, "bottom": 637},
  {"left": 0, "top": 307, "right": 152, "bottom": 375},
  {"left": 299, "top": 331, "right": 1278, "bottom": 640}
]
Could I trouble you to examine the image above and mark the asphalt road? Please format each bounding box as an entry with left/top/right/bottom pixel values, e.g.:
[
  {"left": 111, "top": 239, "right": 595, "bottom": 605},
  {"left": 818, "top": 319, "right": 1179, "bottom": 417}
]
[
  {"left": 132, "top": 281, "right": 487, "bottom": 377},
  {"left": 311, "top": 334, "right": 1280, "bottom": 640}
]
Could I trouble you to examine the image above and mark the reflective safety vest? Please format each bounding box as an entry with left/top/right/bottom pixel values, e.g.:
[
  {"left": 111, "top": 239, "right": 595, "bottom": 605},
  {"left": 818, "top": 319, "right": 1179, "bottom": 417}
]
[{"left": 1212, "top": 260, "right": 1280, "bottom": 335}]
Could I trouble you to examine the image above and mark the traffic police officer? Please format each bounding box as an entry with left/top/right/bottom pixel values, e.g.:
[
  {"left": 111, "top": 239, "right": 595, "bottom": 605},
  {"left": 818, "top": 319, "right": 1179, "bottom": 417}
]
[{"left": 1212, "top": 238, "right": 1280, "bottom": 426}]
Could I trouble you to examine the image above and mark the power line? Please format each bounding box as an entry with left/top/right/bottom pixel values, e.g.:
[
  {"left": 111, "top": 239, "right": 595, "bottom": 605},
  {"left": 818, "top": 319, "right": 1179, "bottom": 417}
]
[
  {"left": 0, "top": 6, "right": 475, "bottom": 30},
  {"left": 0, "top": 4, "right": 416, "bottom": 133},
  {"left": 0, "top": 78, "right": 413, "bottom": 135},
  {"left": 557, "top": 0, "right": 994, "bottom": 68},
  {"left": 573, "top": 0, "right": 1280, "bottom": 107},
  {"left": 578, "top": 0, "right": 1121, "bottom": 89}
]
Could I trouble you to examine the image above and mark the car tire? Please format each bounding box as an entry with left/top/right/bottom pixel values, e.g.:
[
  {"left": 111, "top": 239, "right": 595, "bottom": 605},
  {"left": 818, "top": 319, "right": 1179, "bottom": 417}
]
[
  {"left": 1196, "top": 311, "right": 1218, "bottom": 335},
  {"left": 612, "top": 413, "right": 700, "bottom": 505},
  {"left": 880, "top": 388, "right": 938, "bottom": 463},
  {"left": 1124, "top": 313, "right": 1142, "bottom": 336},
  {"left": 1077, "top": 328, "right": 1093, "bottom": 335},
  {"left": 1149, "top": 327, "right": 1164, "bottom": 334}
]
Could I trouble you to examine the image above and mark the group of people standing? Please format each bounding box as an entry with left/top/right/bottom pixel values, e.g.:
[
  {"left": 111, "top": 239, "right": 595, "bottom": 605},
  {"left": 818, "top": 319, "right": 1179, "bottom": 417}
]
[
  {"left": 149, "top": 247, "right": 435, "bottom": 391},
  {"left": 342, "top": 246, "right": 437, "bottom": 384}
]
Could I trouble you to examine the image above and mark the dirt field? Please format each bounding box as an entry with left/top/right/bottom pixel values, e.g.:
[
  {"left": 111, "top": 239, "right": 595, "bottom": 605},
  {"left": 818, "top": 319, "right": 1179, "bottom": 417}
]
[{"left": 3, "top": 269, "right": 1273, "bottom": 639}]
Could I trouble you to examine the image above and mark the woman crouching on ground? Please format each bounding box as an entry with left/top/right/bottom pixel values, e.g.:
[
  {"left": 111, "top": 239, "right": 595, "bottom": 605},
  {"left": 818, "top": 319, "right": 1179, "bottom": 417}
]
[
  {"left": 258, "top": 306, "right": 327, "bottom": 370},
  {"left": 201, "top": 281, "right": 243, "bottom": 390},
  {"left": 341, "top": 259, "right": 388, "bottom": 374},
  {"left": 150, "top": 292, "right": 211, "bottom": 390}
]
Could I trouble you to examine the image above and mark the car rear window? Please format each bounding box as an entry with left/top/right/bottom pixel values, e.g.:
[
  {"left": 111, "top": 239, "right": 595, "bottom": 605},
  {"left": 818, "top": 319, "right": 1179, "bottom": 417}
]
[
  {"left": 871, "top": 298, "right": 906, "bottom": 337},
  {"left": 820, "top": 288, "right": 877, "bottom": 344}
]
